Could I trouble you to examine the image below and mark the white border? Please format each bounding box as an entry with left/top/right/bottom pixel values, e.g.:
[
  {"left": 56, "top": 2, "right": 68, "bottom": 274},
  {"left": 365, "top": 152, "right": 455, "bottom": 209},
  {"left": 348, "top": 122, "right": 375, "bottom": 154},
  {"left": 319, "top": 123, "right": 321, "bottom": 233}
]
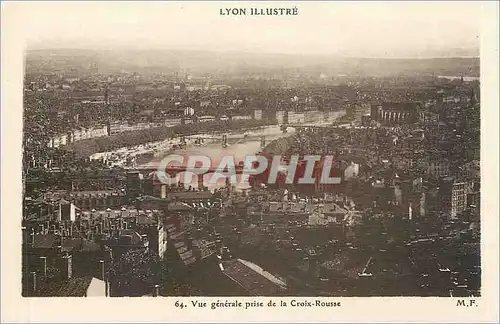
[{"left": 1, "top": 2, "right": 498, "bottom": 323}]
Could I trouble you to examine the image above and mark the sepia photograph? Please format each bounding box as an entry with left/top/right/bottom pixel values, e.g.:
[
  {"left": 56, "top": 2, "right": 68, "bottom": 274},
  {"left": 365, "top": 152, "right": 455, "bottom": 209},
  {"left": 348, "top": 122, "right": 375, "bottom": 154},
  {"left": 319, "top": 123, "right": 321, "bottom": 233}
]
[{"left": 1, "top": 1, "right": 498, "bottom": 323}]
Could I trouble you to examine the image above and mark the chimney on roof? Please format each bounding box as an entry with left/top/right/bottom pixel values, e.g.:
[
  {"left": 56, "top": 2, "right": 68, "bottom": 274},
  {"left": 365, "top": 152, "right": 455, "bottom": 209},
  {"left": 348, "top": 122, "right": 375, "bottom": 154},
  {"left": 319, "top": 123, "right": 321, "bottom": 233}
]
[
  {"left": 154, "top": 284, "right": 160, "bottom": 297},
  {"left": 39, "top": 256, "right": 47, "bottom": 277},
  {"left": 193, "top": 244, "right": 202, "bottom": 260},
  {"left": 22, "top": 227, "right": 28, "bottom": 245},
  {"left": 63, "top": 254, "right": 73, "bottom": 280},
  {"left": 215, "top": 238, "right": 222, "bottom": 251},
  {"left": 26, "top": 227, "right": 36, "bottom": 247},
  {"left": 99, "top": 259, "right": 109, "bottom": 297},
  {"left": 186, "top": 236, "right": 193, "bottom": 250},
  {"left": 308, "top": 251, "right": 318, "bottom": 277},
  {"left": 31, "top": 272, "right": 37, "bottom": 294},
  {"left": 99, "top": 260, "right": 105, "bottom": 281}
]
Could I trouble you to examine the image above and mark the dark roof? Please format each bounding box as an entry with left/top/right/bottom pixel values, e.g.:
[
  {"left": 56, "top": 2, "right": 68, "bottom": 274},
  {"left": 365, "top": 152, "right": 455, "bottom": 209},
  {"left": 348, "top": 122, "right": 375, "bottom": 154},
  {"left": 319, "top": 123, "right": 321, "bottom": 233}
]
[
  {"left": 56, "top": 277, "right": 94, "bottom": 297},
  {"left": 62, "top": 238, "right": 101, "bottom": 253},
  {"left": 320, "top": 250, "right": 367, "bottom": 279},
  {"left": 37, "top": 277, "right": 93, "bottom": 297},
  {"left": 24, "top": 213, "right": 52, "bottom": 223},
  {"left": 138, "top": 110, "right": 154, "bottom": 116},
  {"left": 240, "top": 226, "right": 263, "bottom": 245},
  {"left": 70, "top": 190, "right": 125, "bottom": 198},
  {"left": 80, "top": 209, "right": 161, "bottom": 220},
  {"left": 117, "top": 229, "right": 144, "bottom": 245},
  {"left": 193, "top": 239, "right": 216, "bottom": 259},
  {"left": 137, "top": 195, "right": 168, "bottom": 203},
  {"left": 168, "top": 202, "right": 193, "bottom": 211},
  {"left": 170, "top": 240, "right": 194, "bottom": 266},
  {"left": 137, "top": 215, "right": 156, "bottom": 225},
  {"left": 221, "top": 259, "right": 287, "bottom": 296},
  {"left": 33, "top": 234, "right": 58, "bottom": 249},
  {"left": 168, "top": 191, "right": 214, "bottom": 200},
  {"left": 380, "top": 102, "right": 421, "bottom": 112}
]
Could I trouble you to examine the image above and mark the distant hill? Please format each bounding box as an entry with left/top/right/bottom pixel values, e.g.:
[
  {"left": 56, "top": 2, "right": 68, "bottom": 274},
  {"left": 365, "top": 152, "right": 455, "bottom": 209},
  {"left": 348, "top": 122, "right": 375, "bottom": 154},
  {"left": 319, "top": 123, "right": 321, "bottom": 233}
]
[{"left": 25, "top": 48, "right": 480, "bottom": 77}]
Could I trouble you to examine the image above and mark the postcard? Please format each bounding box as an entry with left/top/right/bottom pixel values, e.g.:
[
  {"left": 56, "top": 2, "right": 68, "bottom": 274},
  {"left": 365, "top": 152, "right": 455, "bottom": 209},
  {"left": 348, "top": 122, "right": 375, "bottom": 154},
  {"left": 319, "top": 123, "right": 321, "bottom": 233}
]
[{"left": 1, "top": 1, "right": 498, "bottom": 323}]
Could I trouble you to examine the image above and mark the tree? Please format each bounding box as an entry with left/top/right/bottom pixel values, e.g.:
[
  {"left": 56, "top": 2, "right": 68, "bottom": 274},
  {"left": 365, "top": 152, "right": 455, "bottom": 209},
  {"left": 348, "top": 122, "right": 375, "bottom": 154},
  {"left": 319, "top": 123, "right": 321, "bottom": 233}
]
[{"left": 107, "top": 249, "right": 167, "bottom": 297}]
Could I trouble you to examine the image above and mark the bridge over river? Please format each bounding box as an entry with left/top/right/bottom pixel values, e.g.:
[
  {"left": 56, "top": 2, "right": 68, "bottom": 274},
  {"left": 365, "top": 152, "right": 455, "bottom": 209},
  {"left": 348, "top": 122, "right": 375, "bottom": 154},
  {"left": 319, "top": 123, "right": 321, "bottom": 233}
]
[{"left": 123, "top": 110, "right": 345, "bottom": 191}]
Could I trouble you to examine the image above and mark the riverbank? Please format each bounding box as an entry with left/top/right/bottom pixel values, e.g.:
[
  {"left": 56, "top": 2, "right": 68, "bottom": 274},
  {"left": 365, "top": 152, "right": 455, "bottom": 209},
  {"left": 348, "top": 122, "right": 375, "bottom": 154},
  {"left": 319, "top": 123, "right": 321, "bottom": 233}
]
[
  {"left": 263, "top": 137, "right": 295, "bottom": 156},
  {"left": 69, "top": 119, "right": 275, "bottom": 157}
]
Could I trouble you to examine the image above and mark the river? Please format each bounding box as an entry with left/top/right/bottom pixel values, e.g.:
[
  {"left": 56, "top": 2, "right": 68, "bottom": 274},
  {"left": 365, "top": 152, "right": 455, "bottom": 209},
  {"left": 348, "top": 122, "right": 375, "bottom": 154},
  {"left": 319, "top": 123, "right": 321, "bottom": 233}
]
[{"left": 137, "top": 110, "right": 346, "bottom": 191}]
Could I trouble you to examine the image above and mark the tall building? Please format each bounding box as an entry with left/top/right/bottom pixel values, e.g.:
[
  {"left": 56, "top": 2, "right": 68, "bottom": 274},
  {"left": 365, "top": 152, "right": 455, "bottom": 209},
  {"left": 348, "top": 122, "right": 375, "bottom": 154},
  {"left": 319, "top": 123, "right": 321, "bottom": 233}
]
[
  {"left": 439, "top": 177, "right": 467, "bottom": 219},
  {"left": 470, "top": 87, "right": 479, "bottom": 106},
  {"left": 254, "top": 109, "right": 263, "bottom": 120},
  {"left": 58, "top": 201, "right": 76, "bottom": 222},
  {"left": 126, "top": 171, "right": 142, "bottom": 199},
  {"left": 104, "top": 87, "right": 110, "bottom": 105},
  {"left": 346, "top": 103, "right": 355, "bottom": 117},
  {"left": 370, "top": 102, "right": 424, "bottom": 125}
]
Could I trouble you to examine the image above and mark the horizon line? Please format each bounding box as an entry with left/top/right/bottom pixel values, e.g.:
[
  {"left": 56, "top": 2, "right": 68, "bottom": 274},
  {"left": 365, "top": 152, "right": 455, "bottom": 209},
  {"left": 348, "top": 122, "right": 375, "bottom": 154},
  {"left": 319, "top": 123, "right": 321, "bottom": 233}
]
[{"left": 25, "top": 46, "right": 480, "bottom": 61}]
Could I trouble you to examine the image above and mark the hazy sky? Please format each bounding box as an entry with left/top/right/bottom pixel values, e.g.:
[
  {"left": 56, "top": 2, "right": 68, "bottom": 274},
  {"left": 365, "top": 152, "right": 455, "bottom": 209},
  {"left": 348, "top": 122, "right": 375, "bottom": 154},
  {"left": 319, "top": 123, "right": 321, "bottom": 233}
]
[{"left": 9, "top": 1, "right": 482, "bottom": 57}]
